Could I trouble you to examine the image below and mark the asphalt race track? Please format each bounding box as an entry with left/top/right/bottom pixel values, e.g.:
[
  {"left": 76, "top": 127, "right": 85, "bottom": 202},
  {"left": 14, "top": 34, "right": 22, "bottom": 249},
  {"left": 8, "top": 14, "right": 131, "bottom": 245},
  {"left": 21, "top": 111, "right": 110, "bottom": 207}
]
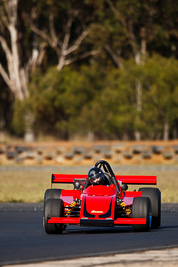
[{"left": 0, "top": 203, "right": 178, "bottom": 266}]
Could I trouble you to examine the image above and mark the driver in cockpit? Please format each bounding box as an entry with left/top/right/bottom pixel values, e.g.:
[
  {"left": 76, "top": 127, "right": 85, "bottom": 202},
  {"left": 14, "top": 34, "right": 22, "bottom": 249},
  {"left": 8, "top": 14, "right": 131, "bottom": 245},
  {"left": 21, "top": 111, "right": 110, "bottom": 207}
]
[{"left": 82, "top": 167, "right": 110, "bottom": 190}]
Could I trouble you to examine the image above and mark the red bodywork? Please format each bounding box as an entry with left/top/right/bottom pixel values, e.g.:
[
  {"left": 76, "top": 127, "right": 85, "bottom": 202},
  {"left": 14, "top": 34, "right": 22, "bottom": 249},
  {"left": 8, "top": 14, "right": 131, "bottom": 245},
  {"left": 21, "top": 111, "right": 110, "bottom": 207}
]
[{"left": 47, "top": 172, "right": 156, "bottom": 227}]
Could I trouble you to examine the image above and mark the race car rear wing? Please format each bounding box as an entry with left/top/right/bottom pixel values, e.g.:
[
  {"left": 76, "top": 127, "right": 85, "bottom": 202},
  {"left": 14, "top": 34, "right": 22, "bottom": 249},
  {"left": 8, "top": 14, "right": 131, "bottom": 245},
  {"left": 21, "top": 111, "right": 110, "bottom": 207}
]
[
  {"left": 116, "top": 175, "right": 157, "bottom": 185},
  {"left": 52, "top": 174, "right": 157, "bottom": 185},
  {"left": 52, "top": 174, "right": 87, "bottom": 183}
]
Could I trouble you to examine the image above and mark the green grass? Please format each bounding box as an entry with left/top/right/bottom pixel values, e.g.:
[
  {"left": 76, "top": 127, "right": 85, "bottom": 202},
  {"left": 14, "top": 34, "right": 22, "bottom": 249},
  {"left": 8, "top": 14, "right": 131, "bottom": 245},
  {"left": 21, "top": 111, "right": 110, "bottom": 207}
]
[{"left": 0, "top": 167, "right": 178, "bottom": 203}]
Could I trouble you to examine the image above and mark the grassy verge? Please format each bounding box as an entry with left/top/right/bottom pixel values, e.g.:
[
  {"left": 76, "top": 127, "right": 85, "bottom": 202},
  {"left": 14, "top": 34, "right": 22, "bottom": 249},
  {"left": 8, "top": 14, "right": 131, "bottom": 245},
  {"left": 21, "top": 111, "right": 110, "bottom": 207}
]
[{"left": 0, "top": 166, "right": 177, "bottom": 202}]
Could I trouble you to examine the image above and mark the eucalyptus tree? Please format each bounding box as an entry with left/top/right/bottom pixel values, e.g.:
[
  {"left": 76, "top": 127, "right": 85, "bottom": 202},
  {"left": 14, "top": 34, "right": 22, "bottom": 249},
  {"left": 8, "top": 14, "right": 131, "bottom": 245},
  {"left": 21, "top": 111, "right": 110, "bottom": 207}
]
[
  {"left": 0, "top": 0, "right": 98, "bottom": 140},
  {"left": 0, "top": 0, "right": 46, "bottom": 101},
  {"left": 88, "top": 0, "right": 178, "bottom": 140},
  {"left": 31, "top": 0, "right": 98, "bottom": 71}
]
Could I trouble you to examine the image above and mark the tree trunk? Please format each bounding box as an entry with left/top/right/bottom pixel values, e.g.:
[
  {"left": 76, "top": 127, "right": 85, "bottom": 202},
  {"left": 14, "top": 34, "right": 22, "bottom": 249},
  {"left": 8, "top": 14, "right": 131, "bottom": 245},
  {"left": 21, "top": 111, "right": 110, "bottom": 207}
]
[
  {"left": 0, "top": 0, "right": 29, "bottom": 101},
  {"left": 88, "top": 131, "right": 94, "bottom": 142},
  {"left": 163, "top": 119, "right": 169, "bottom": 141},
  {"left": 134, "top": 28, "right": 146, "bottom": 141},
  {"left": 24, "top": 112, "right": 35, "bottom": 143},
  {"left": 134, "top": 54, "right": 142, "bottom": 141}
]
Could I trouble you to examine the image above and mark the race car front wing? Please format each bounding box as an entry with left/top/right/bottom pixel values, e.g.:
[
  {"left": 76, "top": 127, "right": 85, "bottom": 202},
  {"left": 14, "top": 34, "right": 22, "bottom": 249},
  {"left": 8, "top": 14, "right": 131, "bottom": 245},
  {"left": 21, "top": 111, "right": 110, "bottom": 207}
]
[{"left": 47, "top": 217, "right": 146, "bottom": 226}]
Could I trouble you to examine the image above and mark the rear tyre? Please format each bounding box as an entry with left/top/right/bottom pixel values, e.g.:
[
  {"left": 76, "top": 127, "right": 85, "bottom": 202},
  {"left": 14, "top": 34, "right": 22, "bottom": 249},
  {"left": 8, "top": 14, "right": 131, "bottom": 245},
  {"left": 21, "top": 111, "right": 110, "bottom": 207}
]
[
  {"left": 139, "top": 188, "right": 161, "bottom": 229},
  {"left": 44, "top": 199, "right": 64, "bottom": 234},
  {"left": 132, "top": 197, "right": 151, "bottom": 232}
]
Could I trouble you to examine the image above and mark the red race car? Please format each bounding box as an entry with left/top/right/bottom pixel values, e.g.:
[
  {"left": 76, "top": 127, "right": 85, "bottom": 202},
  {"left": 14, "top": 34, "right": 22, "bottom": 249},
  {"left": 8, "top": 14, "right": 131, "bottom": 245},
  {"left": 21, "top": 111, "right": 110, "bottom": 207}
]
[{"left": 43, "top": 160, "right": 161, "bottom": 234}]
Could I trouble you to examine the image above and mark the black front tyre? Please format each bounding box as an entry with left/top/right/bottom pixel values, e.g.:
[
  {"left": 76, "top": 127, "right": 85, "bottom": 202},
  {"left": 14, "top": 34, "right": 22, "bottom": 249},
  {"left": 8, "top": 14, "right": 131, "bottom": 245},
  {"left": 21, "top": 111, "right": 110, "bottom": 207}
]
[
  {"left": 43, "top": 189, "right": 62, "bottom": 226},
  {"left": 139, "top": 187, "right": 161, "bottom": 229},
  {"left": 132, "top": 197, "right": 151, "bottom": 232},
  {"left": 44, "top": 189, "right": 61, "bottom": 202},
  {"left": 44, "top": 198, "right": 64, "bottom": 234}
]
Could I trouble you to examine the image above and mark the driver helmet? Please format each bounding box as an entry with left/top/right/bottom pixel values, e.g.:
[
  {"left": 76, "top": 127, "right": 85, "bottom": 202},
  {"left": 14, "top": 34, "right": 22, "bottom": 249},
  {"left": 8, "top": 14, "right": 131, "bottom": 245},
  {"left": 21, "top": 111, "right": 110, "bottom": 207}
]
[{"left": 88, "top": 167, "right": 105, "bottom": 185}]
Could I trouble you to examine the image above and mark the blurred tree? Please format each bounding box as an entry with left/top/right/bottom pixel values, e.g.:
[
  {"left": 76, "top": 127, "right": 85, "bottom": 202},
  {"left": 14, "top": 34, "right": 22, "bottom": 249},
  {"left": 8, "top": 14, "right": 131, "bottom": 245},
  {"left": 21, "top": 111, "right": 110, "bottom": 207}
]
[
  {"left": 142, "top": 55, "right": 178, "bottom": 140},
  {"left": 0, "top": 0, "right": 47, "bottom": 140},
  {"left": 27, "top": 63, "right": 104, "bottom": 139},
  {"left": 88, "top": 0, "right": 178, "bottom": 140},
  {"left": 0, "top": 0, "right": 98, "bottom": 140},
  {"left": 31, "top": 0, "right": 98, "bottom": 71},
  {"left": 0, "top": 78, "right": 13, "bottom": 140},
  {"left": 26, "top": 54, "right": 178, "bottom": 141},
  {"left": 77, "top": 66, "right": 134, "bottom": 140},
  {"left": 0, "top": 0, "right": 46, "bottom": 101},
  {"left": 1, "top": 0, "right": 178, "bottom": 141}
]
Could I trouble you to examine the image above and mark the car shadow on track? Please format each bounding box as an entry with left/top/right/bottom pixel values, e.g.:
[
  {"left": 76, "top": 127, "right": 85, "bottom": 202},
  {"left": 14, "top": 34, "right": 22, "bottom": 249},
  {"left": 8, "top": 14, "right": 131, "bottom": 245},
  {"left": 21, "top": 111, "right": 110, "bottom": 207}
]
[
  {"left": 159, "top": 225, "right": 178, "bottom": 230},
  {"left": 63, "top": 226, "right": 133, "bottom": 235}
]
